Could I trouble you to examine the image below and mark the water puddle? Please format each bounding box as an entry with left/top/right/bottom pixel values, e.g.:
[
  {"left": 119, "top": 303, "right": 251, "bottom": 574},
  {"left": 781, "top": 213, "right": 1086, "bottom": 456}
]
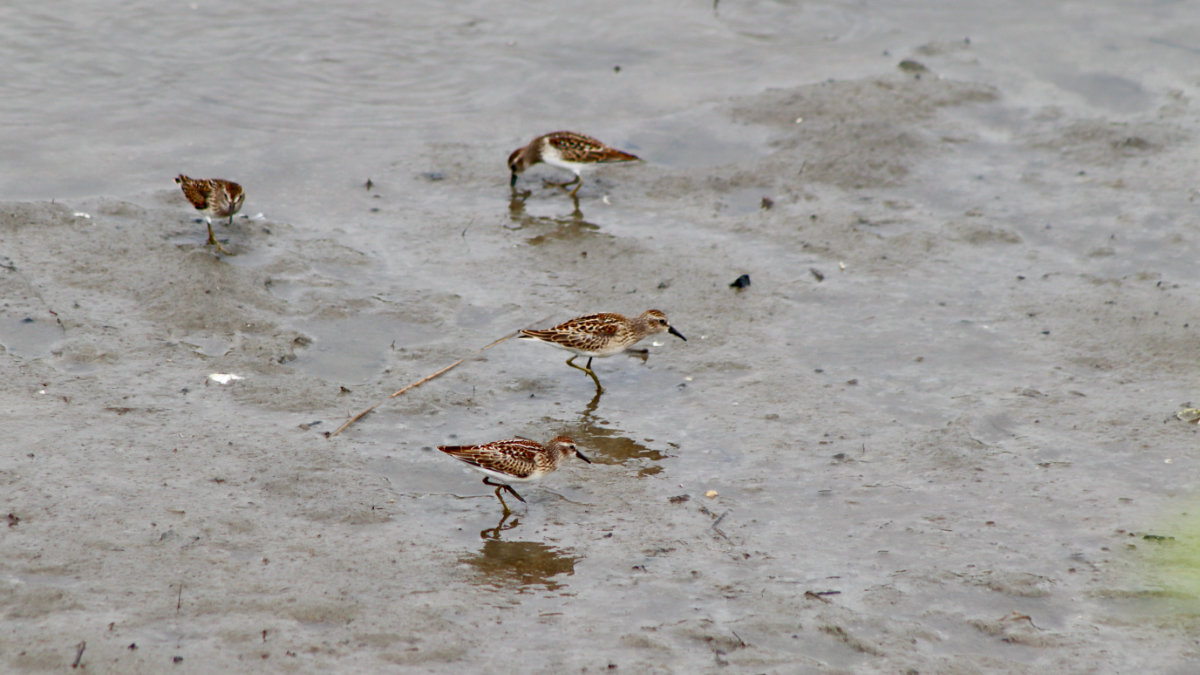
[
  {"left": 0, "top": 314, "right": 64, "bottom": 359},
  {"left": 290, "top": 316, "right": 436, "bottom": 385}
]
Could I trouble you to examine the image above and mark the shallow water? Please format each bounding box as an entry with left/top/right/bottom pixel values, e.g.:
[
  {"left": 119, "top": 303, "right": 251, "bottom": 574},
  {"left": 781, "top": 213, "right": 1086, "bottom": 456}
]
[{"left": 4, "top": 0, "right": 1200, "bottom": 672}]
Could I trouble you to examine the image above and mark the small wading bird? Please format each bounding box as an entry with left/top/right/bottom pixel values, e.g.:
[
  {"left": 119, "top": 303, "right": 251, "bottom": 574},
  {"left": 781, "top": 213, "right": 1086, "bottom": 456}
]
[
  {"left": 519, "top": 309, "right": 686, "bottom": 391},
  {"left": 437, "top": 436, "right": 591, "bottom": 513},
  {"left": 175, "top": 174, "right": 245, "bottom": 254},
  {"left": 508, "top": 131, "right": 640, "bottom": 197}
]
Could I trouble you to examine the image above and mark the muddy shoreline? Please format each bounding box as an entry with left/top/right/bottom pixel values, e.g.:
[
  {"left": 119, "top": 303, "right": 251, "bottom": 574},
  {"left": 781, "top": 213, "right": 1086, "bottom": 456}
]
[{"left": 5, "top": 5, "right": 1200, "bottom": 672}]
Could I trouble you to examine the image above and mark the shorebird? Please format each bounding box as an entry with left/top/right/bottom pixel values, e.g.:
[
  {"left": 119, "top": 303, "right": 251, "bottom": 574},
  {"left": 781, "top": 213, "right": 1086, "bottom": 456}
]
[
  {"left": 175, "top": 174, "right": 245, "bottom": 254},
  {"left": 508, "top": 131, "right": 640, "bottom": 197},
  {"left": 437, "top": 436, "right": 591, "bottom": 513},
  {"left": 519, "top": 309, "right": 686, "bottom": 390}
]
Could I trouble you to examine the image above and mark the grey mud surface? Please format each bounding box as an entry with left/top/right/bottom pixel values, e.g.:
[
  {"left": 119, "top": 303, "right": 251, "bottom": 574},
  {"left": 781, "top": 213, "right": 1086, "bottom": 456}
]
[{"left": 4, "top": 3, "right": 1200, "bottom": 674}]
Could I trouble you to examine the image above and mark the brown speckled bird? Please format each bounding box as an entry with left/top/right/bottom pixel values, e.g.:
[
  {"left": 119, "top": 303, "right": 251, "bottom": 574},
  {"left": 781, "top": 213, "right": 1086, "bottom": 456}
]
[
  {"left": 507, "top": 131, "right": 640, "bottom": 197},
  {"left": 519, "top": 310, "right": 686, "bottom": 390},
  {"left": 175, "top": 174, "right": 245, "bottom": 254},
  {"left": 437, "top": 436, "right": 591, "bottom": 513}
]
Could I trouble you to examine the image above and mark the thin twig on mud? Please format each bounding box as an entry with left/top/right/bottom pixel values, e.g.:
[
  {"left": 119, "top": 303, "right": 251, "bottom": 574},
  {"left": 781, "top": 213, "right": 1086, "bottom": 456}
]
[{"left": 328, "top": 316, "right": 550, "bottom": 438}]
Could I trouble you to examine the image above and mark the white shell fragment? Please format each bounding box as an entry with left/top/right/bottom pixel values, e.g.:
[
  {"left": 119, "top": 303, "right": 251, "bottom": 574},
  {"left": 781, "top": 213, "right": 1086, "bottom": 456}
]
[{"left": 208, "top": 373, "right": 244, "bottom": 385}]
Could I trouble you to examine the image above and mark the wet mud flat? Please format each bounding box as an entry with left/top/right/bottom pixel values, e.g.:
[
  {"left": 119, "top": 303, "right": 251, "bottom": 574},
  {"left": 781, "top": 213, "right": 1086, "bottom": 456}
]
[{"left": 5, "top": 60, "right": 1200, "bottom": 674}]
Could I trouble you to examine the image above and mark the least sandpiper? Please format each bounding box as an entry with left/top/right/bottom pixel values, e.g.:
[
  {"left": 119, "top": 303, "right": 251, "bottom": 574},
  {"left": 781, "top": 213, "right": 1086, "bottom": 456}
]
[
  {"left": 519, "top": 310, "right": 686, "bottom": 390},
  {"left": 175, "top": 174, "right": 245, "bottom": 254},
  {"left": 437, "top": 436, "right": 591, "bottom": 513},
  {"left": 508, "top": 131, "right": 640, "bottom": 197}
]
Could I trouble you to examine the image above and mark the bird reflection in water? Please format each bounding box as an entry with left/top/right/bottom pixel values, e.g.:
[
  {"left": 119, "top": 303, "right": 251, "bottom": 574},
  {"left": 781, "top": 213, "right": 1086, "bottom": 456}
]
[
  {"left": 507, "top": 191, "right": 603, "bottom": 245},
  {"left": 461, "top": 522, "right": 581, "bottom": 592},
  {"left": 480, "top": 511, "right": 520, "bottom": 539},
  {"left": 557, "top": 391, "right": 671, "bottom": 477}
]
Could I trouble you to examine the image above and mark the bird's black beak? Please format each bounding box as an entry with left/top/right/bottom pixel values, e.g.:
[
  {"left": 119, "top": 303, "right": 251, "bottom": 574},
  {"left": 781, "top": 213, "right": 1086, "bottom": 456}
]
[
  {"left": 576, "top": 449, "right": 592, "bottom": 463},
  {"left": 668, "top": 326, "right": 687, "bottom": 341},
  {"left": 510, "top": 171, "right": 518, "bottom": 187}
]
